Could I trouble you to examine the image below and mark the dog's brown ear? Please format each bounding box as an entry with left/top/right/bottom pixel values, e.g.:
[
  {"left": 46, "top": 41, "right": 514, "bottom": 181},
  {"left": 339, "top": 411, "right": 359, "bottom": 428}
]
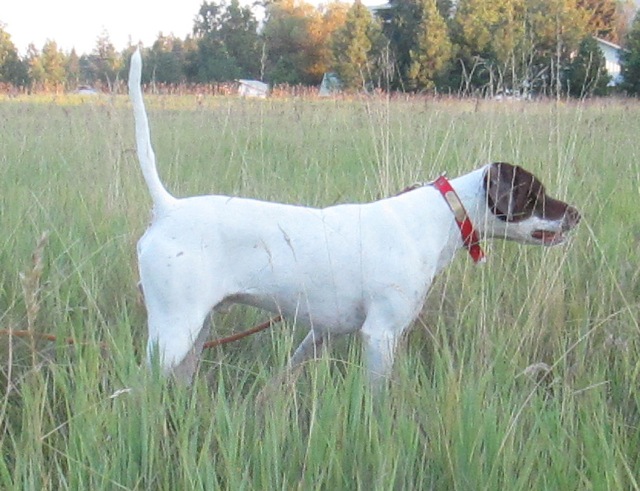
[{"left": 485, "top": 162, "right": 539, "bottom": 222}]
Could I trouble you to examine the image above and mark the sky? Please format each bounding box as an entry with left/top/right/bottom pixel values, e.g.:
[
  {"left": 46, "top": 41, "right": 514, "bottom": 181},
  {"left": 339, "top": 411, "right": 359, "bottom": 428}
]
[
  {"left": 8, "top": 1, "right": 634, "bottom": 58},
  {"left": 1, "top": 0, "right": 209, "bottom": 56},
  {"left": 2, "top": 0, "right": 386, "bottom": 57}
]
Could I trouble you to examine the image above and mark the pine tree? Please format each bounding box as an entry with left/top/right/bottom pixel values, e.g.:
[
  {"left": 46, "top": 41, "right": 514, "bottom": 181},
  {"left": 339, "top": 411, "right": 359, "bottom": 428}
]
[
  {"left": 565, "top": 36, "right": 610, "bottom": 97},
  {"left": 620, "top": 12, "right": 640, "bottom": 95},
  {"left": 407, "top": 0, "right": 452, "bottom": 91},
  {"left": 330, "top": 0, "right": 384, "bottom": 90},
  {"left": 91, "top": 31, "right": 122, "bottom": 89},
  {"left": 40, "top": 41, "right": 67, "bottom": 90},
  {"left": 383, "top": 0, "right": 424, "bottom": 89},
  {"left": 451, "top": 0, "right": 527, "bottom": 93}
]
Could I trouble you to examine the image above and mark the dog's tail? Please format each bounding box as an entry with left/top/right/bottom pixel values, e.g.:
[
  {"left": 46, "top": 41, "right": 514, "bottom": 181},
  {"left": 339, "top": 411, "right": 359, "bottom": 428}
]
[{"left": 128, "top": 48, "right": 175, "bottom": 213}]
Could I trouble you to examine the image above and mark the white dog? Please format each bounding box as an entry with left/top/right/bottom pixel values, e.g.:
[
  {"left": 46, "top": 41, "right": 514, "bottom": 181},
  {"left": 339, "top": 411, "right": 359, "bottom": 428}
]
[{"left": 128, "top": 50, "right": 580, "bottom": 385}]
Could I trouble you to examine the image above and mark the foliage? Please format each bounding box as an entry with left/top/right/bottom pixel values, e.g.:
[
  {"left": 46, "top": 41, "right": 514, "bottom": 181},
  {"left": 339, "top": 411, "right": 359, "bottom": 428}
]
[
  {"left": 262, "top": 0, "right": 329, "bottom": 85},
  {"left": 90, "top": 31, "right": 123, "bottom": 89},
  {"left": 330, "top": 0, "right": 386, "bottom": 90},
  {"left": 0, "top": 0, "right": 631, "bottom": 95},
  {"left": 309, "top": 2, "right": 350, "bottom": 82},
  {"left": 620, "top": 11, "right": 640, "bottom": 95},
  {"left": 189, "top": 0, "right": 261, "bottom": 82},
  {"left": 146, "top": 35, "right": 189, "bottom": 85},
  {"left": 0, "top": 24, "right": 28, "bottom": 86},
  {"left": 65, "top": 50, "right": 81, "bottom": 87},
  {"left": 578, "top": 0, "right": 618, "bottom": 41},
  {"left": 407, "top": 0, "right": 453, "bottom": 91},
  {"left": 450, "top": 0, "right": 591, "bottom": 96},
  {"left": 379, "top": 0, "right": 424, "bottom": 90},
  {"left": 564, "top": 36, "right": 610, "bottom": 97},
  {"left": 27, "top": 41, "right": 67, "bottom": 91}
]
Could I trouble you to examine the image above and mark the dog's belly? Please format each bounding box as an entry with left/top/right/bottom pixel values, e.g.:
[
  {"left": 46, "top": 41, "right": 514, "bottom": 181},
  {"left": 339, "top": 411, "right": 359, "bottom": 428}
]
[
  {"left": 148, "top": 195, "right": 430, "bottom": 335},
  {"left": 227, "top": 288, "right": 368, "bottom": 334}
]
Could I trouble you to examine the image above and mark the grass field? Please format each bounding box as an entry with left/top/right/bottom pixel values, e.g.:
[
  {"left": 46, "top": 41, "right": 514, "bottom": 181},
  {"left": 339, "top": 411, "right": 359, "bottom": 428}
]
[{"left": 1, "top": 93, "right": 639, "bottom": 489}]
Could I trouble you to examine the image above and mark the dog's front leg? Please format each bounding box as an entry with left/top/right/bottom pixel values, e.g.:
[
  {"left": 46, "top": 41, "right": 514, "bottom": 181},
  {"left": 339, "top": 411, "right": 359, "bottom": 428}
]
[
  {"left": 359, "top": 307, "right": 409, "bottom": 389},
  {"left": 256, "top": 329, "right": 329, "bottom": 404}
]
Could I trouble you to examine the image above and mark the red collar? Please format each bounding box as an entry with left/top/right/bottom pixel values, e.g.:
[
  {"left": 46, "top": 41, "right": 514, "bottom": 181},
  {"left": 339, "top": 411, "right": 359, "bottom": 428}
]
[{"left": 432, "top": 176, "right": 486, "bottom": 264}]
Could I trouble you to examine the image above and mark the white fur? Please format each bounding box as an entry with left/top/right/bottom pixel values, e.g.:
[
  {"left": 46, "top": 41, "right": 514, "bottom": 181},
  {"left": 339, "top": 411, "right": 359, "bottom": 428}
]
[{"left": 128, "top": 49, "right": 577, "bottom": 385}]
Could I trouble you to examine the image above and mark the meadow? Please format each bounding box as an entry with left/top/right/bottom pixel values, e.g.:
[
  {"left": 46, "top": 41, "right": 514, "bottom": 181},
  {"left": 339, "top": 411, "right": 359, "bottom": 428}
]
[{"left": 0, "top": 92, "right": 639, "bottom": 489}]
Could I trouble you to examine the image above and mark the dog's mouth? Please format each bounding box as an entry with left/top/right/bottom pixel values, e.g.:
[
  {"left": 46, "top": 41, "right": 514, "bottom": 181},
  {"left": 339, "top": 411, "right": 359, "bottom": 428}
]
[{"left": 531, "top": 229, "right": 566, "bottom": 245}]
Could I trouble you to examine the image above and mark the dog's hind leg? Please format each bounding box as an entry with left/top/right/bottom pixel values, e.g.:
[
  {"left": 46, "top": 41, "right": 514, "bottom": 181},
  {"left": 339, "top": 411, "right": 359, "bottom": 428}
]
[
  {"left": 171, "top": 314, "right": 211, "bottom": 382},
  {"left": 141, "top": 266, "right": 222, "bottom": 383},
  {"left": 146, "top": 306, "right": 212, "bottom": 384},
  {"left": 138, "top": 235, "right": 227, "bottom": 383},
  {"left": 288, "top": 330, "right": 328, "bottom": 369}
]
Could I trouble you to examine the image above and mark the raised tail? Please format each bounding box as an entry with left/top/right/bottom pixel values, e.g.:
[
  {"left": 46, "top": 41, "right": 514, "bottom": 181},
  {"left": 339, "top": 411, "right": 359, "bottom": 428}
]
[{"left": 128, "top": 48, "right": 175, "bottom": 213}]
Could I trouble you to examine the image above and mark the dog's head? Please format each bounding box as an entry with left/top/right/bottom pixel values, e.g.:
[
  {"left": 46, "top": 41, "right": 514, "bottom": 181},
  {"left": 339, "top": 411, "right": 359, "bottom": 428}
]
[{"left": 482, "top": 162, "right": 580, "bottom": 245}]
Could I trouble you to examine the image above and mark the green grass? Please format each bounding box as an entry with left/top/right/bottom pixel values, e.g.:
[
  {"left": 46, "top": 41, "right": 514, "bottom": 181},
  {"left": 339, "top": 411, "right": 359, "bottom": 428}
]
[{"left": 1, "top": 94, "right": 639, "bottom": 489}]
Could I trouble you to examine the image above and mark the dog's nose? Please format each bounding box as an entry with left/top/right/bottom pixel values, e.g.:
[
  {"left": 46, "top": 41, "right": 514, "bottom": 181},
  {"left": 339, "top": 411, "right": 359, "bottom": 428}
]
[{"left": 564, "top": 206, "right": 581, "bottom": 228}]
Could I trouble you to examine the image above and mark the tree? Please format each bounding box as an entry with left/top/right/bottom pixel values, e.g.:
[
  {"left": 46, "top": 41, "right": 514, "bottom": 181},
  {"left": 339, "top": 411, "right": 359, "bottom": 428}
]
[
  {"left": 91, "top": 31, "right": 122, "bottom": 89},
  {"left": 381, "top": 0, "right": 425, "bottom": 89},
  {"left": 564, "top": 36, "right": 610, "bottom": 97},
  {"left": 27, "top": 41, "right": 66, "bottom": 91},
  {"left": 262, "top": 0, "right": 326, "bottom": 84},
  {"left": 66, "top": 49, "right": 81, "bottom": 87},
  {"left": 407, "top": 0, "right": 453, "bottom": 91},
  {"left": 148, "top": 34, "right": 188, "bottom": 84},
  {"left": 41, "top": 40, "right": 67, "bottom": 90},
  {"left": 331, "top": 0, "right": 369, "bottom": 87},
  {"left": 451, "top": 0, "right": 527, "bottom": 94},
  {"left": 620, "top": 12, "right": 640, "bottom": 95},
  {"left": 0, "top": 24, "right": 28, "bottom": 86},
  {"left": 188, "top": 0, "right": 261, "bottom": 82},
  {"left": 26, "top": 45, "right": 45, "bottom": 87},
  {"left": 521, "top": 0, "right": 592, "bottom": 97},
  {"left": 612, "top": 0, "right": 635, "bottom": 45},
  {"left": 330, "top": 0, "right": 385, "bottom": 90},
  {"left": 307, "top": 2, "right": 350, "bottom": 82},
  {"left": 578, "top": 0, "right": 617, "bottom": 41}
]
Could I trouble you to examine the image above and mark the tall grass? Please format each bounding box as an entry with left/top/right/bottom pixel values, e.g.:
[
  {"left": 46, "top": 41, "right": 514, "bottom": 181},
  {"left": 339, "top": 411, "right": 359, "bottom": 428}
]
[{"left": 1, "top": 94, "right": 639, "bottom": 489}]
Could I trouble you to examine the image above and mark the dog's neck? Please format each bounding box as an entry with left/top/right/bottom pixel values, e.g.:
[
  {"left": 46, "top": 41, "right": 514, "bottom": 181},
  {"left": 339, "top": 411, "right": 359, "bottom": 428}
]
[
  {"left": 432, "top": 175, "right": 485, "bottom": 263},
  {"left": 400, "top": 166, "right": 491, "bottom": 273},
  {"left": 447, "top": 166, "right": 492, "bottom": 236}
]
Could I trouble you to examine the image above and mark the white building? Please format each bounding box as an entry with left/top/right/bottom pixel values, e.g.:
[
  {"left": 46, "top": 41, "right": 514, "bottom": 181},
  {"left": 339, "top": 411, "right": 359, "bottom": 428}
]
[
  {"left": 238, "top": 80, "right": 269, "bottom": 98},
  {"left": 595, "top": 37, "right": 623, "bottom": 86}
]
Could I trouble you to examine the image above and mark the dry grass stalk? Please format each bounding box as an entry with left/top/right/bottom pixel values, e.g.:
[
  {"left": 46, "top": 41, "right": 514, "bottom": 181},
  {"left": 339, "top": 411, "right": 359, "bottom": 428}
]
[{"left": 18, "top": 232, "right": 49, "bottom": 364}]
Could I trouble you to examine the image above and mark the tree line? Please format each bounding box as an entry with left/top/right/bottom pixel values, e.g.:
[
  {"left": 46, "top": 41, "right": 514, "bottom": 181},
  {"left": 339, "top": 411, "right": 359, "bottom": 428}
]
[{"left": 1, "top": 0, "right": 640, "bottom": 97}]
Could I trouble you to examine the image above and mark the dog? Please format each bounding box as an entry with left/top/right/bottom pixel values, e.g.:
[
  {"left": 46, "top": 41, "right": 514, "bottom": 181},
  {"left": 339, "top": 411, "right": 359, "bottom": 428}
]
[{"left": 128, "top": 49, "right": 580, "bottom": 385}]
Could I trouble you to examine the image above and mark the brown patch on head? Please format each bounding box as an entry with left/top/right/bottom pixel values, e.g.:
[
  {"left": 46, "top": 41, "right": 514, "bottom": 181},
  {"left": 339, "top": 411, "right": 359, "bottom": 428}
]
[{"left": 485, "top": 162, "right": 576, "bottom": 223}]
